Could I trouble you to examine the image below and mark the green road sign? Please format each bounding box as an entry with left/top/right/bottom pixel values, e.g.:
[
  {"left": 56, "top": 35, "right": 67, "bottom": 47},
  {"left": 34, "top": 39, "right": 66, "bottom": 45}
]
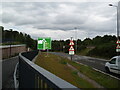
[{"left": 37, "top": 37, "right": 51, "bottom": 50}]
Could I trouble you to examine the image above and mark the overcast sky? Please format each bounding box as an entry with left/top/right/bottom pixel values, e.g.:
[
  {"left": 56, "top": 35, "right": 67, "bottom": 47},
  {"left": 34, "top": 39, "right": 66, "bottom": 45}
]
[{"left": 1, "top": 1, "right": 120, "bottom": 40}]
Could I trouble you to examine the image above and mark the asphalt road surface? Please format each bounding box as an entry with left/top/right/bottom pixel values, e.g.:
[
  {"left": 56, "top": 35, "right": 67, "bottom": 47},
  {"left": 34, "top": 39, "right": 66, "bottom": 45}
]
[
  {"left": 50, "top": 52, "right": 120, "bottom": 79},
  {"left": 2, "top": 56, "right": 19, "bottom": 88}
]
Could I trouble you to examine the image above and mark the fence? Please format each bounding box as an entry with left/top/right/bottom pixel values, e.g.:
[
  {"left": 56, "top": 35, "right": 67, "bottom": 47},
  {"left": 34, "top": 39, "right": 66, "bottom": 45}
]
[{"left": 19, "top": 50, "right": 79, "bottom": 89}]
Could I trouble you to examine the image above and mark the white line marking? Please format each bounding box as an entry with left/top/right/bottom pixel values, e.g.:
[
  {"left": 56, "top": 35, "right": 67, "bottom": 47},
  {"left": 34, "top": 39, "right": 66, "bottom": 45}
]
[
  {"left": 75, "top": 61, "right": 120, "bottom": 81},
  {"left": 92, "top": 68, "right": 120, "bottom": 81}
]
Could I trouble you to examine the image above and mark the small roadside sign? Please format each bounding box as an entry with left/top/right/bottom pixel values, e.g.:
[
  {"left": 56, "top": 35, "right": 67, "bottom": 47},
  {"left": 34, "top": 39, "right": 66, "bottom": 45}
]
[
  {"left": 69, "top": 46, "right": 74, "bottom": 51},
  {"left": 116, "top": 44, "right": 120, "bottom": 52},
  {"left": 69, "top": 40, "right": 74, "bottom": 46},
  {"left": 116, "top": 40, "right": 120, "bottom": 44},
  {"left": 69, "top": 46, "right": 75, "bottom": 55},
  {"left": 37, "top": 37, "right": 51, "bottom": 50},
  {"left": 69, "top": 37, "right": 75, "bottom": 61}
]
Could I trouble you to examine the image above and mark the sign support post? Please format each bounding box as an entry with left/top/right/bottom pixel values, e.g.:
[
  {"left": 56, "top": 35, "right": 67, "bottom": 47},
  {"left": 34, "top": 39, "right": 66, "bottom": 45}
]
[
  {"left": 69, "top": 37, "right": 75, "bottom": 61},
  {"left": 47, "top": 49, "right": 49, "bottom": 57},
  {"left": 70, "top": 55, "right": 72, "bottom": 61}
]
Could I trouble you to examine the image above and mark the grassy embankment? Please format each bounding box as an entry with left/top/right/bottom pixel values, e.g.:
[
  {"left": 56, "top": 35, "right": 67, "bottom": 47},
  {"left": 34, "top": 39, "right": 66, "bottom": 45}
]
[
  {"left": 35, "top": 52, "right": 119, "bottom": 88},
  {"left": 77, "top": 48, "right": 110, "bottom": 60},
  {"left": 77, "top": 48, "right": 92, "bottom": 56}
]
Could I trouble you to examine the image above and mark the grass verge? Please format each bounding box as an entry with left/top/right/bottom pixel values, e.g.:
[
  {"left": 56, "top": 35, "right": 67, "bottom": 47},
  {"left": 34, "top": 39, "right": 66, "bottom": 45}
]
[
  {"left": 35, "top": 52, "right": 120, "bottom": 88},
  {"left": 63, "top": 58, "right": 120, "bottom": 88},
  {"left": 35, "top": 53, "right": 95, "bottom": 88},
  {"left": 78, "top": 48, "right": 92, "bottom": 56}
]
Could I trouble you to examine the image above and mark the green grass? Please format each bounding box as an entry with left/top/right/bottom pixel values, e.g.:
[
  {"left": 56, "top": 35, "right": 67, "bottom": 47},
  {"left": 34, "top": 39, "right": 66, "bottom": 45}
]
[
  {"left": 78, "top": 48, "right": 92, "bottom": 56},
  {"left": 35, "top": 53, "right": 95, "bottom": 88},
  {"left": 77, "top": 48, "right": 110, "bottom": 60},
  {"left": 63, "top": 59, "right": 120, "bottom": 88},
  {"left": 35, "top": 52, "right": 120, "bottom": 88}
]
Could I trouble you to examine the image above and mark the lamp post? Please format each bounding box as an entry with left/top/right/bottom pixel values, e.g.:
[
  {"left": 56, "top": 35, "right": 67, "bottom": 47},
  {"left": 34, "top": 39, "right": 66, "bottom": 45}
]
[
  {"left": 75, "top": 27, "right": 77, "bottom": 54},
  {"left": 109, "top": 3, "right": 119, "bottom": 40},
  {"left": 109, "top": 3, "right": 120, "bottom": 54}
]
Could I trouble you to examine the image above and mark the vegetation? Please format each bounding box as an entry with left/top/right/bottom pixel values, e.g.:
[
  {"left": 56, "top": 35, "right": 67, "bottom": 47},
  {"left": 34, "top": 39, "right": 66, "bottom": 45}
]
[
  {"left": 52, "top": 35, "right": 117, "bottom": 59},
  {"left": 1, "top": 26, "right": 37, "bottom": 50},
  {"left": 35, "top": 53, "right": 120, "bottom": 88},
  {"left": 1, "top": 25, "right": 118, "bottom": 58},
  {"left": 64, "top": 59, "right": 120, "bottom": 88},
  {"left": 35, "top": 53, "right": 95, "bottom": 88}
]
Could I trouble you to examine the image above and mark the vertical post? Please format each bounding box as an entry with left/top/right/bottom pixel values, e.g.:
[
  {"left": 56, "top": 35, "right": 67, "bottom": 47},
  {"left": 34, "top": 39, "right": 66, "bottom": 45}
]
[
  {"left": 117, "top": 6, "right": 120, "bottom": 55},
  {"left": 10, "top": 44, "right": 11, "bottom": 58},
  {"left": 114, "top": 5, "right": 120, "bottom": 55},
  {"left": 71, "top": 55, "right": 72, "bottom": 61},
  {"left": 60, "top": 39, "right": 61, "bottom": 52},
  {"left": 43, "top": 41, "right": 45, "bottom": 50},
  {"left": 109, "top": 3, "right": 120, "bottom": 55},
  {"left": 117, "top": 6, "right": 119, "bottom": 40},
  {"left": 63, "top": 46, "right": 65, "bottom": 53},
  {"left": 71, "top": 37, "right": 73, "bottom": 61},
  {"left": 47, "top": 49, "right": 49, "bottom": 57},
  {"left": 75, "top": 27, "right": 77, "bottom": 54}
]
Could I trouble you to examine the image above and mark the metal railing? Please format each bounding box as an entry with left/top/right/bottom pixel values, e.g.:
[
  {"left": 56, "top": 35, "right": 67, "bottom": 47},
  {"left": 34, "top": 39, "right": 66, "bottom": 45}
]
[{"left": 18, "top": 51, "right": 79, "bottom": 89}]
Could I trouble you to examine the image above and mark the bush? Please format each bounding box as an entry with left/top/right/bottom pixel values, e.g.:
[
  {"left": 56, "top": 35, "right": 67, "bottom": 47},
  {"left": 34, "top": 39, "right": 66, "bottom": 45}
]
[{"left": 87, "top": 43, "right": 117, "bottom": 58}]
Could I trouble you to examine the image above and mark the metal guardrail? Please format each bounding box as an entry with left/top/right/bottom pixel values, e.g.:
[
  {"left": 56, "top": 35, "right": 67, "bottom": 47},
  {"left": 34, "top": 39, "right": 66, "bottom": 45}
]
[{"left": 18, "top": 51, "right": 79, "bottom": 89}]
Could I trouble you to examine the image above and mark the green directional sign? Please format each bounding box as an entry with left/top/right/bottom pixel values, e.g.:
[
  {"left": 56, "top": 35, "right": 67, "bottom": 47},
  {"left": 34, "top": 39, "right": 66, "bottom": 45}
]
[{"left": 37, "top": 37, "right": 51, "bottom": 50}]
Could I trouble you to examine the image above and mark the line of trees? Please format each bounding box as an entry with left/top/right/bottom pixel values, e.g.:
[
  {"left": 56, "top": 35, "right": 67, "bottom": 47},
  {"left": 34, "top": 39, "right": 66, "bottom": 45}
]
[
  {"left": 52, "top": 35, "right": 117, "bottom": 58},
  {"left": 1, "top": 26, "right": 37, "bottom": 50},
  {"left": 1, "top": 26, "right": 118, "bottom": 58}
]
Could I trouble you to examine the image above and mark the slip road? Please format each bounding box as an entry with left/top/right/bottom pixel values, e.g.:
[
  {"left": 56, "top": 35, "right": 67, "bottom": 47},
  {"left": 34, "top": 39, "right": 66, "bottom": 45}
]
[{"left": 2, "top": 56, "right": 19, "bottom": 88}]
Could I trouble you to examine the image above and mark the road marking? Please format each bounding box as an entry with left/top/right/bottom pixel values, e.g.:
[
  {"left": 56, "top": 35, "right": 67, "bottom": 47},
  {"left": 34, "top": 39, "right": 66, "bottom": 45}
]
[
  {"left": 14, "top": 62, "right": 19, "bottom": 88},
  {"left": 74, "top": 57, "right": 78, "bottom": 60},
  {"left": 75, "top": 61, "right": 120, "bottom": 81},
  {"left": 92, "top": 68, "right": 120, "bottom": 81},
  {"left": 75, "top": 61, "right": 88, "bottom": 67},
  {"left": 52, "top": 52, "right": 120, "bottom": 80},
  {"left": 100, "top": 63, "right": 105, "bottom": 66},
  {"left": 81, "top": 59, "right": 95, "bottom": 63},
  {"left": 76, "top": 55, "right": 109, "bottom": 61}
]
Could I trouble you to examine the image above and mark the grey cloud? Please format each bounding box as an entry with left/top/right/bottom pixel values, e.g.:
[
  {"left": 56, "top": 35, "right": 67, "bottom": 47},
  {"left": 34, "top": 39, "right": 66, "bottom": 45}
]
[
  {"left": 1, "top": 2, "right": 118, "bottom": 40},
  {"left": 54, "top": 13, "right": 86, "bottom": 25}
]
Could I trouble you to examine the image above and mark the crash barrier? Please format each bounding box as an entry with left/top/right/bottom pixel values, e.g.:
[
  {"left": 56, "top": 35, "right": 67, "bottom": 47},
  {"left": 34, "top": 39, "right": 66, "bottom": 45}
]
[{"left": 19, "top": 50, "right": 78, "bottom": 89}]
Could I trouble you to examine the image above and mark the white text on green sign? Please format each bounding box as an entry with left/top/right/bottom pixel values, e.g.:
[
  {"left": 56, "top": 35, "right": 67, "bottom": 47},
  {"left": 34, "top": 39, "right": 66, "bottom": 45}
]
[{"left": 38, "top": 37, "right": 51, "bottom": 50}]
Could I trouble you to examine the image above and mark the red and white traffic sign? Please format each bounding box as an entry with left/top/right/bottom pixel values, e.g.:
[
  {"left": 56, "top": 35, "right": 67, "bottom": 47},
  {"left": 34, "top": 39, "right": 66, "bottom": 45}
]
[
  {"left": 69, "top": 46, "right": 74, "bottom": 51},
  {"left": 116, "top": 40, "right": 120, "bottom": 44},
  {"left": 69, "top": 37, "right": 75, "bottom": 55},
  {"left": 116, "top": 44, "right": 120, "bottom": 49},
  {"left": 69, "top": 40, "right": 74, "bottom": 46},
  {"left": 69, "top": 46, "right": 74, "bottom": 55},
  {"left": 116, "top": 44, "right": 120, "bottom": 52}
]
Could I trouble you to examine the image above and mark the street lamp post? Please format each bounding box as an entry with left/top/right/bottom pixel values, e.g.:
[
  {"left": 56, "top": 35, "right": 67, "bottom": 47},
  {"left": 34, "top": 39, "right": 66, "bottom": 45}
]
[
  {"left": 75, "top": 27, "right": 77, "bottom": 54},
  {"left": 109, "top": 4, "right": 119, "bottom": 40},
  {"left": 109, "top": 3, "right": 120, "bottom": 55}
]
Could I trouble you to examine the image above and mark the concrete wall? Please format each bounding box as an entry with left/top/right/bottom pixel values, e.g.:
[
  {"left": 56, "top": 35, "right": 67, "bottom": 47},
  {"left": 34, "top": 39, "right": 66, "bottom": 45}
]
[{"left": 1, "top": 45, "right": 27, "bottom": 59}]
